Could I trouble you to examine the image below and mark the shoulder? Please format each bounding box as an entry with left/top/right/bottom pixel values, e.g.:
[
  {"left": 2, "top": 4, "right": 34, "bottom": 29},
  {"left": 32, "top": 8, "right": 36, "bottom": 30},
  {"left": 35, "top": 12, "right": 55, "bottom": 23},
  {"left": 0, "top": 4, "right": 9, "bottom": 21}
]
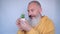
[
  {"left": 41, "top": 16, "right": 54, "bottom": 26},
  {"left": 38, "top": 16, "right": 55, "bottom": 34},
  {"left": 41, "top": 16, "right": 53, "bottom": 23},
  {"left": 41, "top": 16, "right": 54, "bottom": 31}
]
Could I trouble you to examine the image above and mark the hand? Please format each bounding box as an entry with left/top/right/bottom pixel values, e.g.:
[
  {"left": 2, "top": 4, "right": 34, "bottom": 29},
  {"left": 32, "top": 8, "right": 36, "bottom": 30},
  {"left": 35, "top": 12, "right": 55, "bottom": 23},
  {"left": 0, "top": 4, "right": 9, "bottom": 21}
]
[
  {"left": 16, "top": 18, "right": 23, "bottom": 31},
  {"left": 16, "top": 18, "right": 32, "bottom": 31},
  {"left": 20, "top": 20, "right": 32, "bottom": 31}
]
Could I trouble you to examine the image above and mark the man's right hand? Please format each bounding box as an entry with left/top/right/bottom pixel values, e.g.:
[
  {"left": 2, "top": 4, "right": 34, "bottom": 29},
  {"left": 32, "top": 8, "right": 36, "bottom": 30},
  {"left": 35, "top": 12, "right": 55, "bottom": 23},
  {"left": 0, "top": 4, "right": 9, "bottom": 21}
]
[{"left": 16, "top": 18, "right": 24, "bottom": 31}]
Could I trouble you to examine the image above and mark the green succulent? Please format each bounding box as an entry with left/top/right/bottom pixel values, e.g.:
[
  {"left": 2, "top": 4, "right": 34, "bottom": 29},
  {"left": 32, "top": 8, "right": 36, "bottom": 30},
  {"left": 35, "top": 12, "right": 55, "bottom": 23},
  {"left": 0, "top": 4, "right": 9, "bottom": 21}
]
[{"left": 20, "top": 14, "right": 25, "bottom": 18}]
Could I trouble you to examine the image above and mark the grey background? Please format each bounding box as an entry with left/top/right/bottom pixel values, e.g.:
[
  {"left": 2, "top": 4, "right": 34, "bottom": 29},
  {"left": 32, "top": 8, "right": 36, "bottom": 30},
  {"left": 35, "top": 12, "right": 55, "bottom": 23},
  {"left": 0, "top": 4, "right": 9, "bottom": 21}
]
[{"left": 0, "top": 0, "right": 60, "bottom": 34}]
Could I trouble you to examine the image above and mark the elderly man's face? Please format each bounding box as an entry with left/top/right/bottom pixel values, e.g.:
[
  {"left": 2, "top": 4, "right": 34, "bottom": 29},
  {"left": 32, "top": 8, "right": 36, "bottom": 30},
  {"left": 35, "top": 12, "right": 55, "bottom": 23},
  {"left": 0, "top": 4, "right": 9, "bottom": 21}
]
[{"left": 28, "top": 3, "right": 41, "bottom": 19}]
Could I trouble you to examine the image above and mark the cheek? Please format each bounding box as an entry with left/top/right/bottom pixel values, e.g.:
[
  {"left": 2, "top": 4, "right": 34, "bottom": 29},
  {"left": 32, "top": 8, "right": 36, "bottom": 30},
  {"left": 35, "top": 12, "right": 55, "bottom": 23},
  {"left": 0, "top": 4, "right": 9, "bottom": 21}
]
[{"left": 34, "top": 11, "right": 39, "bottom": 16}]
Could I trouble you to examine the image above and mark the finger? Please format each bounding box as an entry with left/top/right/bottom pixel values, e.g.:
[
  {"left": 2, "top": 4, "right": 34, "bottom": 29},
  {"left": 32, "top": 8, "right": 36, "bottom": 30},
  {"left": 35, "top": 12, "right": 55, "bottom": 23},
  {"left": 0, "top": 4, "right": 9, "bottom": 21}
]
[
  {"left": 17, "top": 24, "right": 23, "bottom": 31},
  {"left": 16, "top": 18, "right": 21, "bottom": 25},
  {"left": 20, "top": 21, "right": 26, "bottom": 26},
  {"left": 25, "top": 20, "right": 29, "bottom": 24},
  {"left": 16, "top": 21, "right": 20, "bottom": 25}
]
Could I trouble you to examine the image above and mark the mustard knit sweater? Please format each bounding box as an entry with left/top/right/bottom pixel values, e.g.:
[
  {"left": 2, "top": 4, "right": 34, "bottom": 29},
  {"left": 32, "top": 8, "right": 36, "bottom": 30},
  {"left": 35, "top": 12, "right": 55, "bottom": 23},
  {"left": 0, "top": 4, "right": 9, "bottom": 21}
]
[{"left": 17, "top": 16, "right": 54, "bottom": 34}]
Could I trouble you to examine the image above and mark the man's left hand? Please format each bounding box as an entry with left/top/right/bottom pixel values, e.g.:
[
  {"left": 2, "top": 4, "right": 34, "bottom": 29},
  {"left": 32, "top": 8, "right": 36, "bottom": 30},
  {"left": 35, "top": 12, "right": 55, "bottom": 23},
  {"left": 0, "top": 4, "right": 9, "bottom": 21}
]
[{"left": 20, "top": 20, "right": 32, "bottom": 32}]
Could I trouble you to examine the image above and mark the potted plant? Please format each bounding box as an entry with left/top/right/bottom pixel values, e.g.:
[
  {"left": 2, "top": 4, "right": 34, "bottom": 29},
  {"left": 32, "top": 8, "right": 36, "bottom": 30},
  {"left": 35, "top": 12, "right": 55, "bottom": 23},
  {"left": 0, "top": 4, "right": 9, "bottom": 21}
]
[{"left": 20, "top": 14, "right": 25, "bottom": 21}]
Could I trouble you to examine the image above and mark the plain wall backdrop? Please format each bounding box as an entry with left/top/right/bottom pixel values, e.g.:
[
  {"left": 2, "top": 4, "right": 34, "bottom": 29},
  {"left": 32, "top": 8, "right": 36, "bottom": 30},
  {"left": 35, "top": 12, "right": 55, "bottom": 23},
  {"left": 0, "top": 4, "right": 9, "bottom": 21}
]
[{"left": 0, "top": 0, "right": 60, "bottom": 34}]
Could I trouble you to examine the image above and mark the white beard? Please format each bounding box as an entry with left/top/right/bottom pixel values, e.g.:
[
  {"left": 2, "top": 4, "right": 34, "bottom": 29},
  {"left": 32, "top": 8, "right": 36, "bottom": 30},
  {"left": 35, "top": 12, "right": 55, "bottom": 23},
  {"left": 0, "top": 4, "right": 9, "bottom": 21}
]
[{"left": 29, "top": 14, "right": 41, "bottom": 27}]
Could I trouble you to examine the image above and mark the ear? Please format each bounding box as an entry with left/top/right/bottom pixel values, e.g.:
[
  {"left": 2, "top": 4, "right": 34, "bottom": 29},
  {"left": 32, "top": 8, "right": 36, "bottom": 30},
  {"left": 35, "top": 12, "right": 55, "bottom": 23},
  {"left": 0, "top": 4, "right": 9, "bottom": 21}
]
[{"left": 39, "top": 7, "right": 42, "bottom": 14}]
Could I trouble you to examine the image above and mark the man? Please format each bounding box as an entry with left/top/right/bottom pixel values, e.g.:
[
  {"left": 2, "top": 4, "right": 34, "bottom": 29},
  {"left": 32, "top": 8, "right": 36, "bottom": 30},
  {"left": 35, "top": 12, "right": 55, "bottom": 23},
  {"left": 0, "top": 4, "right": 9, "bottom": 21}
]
[{"left": 16, "top": 1, "right": 54, "bottom": 34}]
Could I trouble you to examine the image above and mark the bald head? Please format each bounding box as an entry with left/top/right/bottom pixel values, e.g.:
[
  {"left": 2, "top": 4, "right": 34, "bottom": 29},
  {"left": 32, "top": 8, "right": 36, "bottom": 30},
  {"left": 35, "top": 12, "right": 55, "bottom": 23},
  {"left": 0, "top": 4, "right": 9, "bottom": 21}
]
[{"left": 28, "top": 1, "right": 41, "bottom": 8}]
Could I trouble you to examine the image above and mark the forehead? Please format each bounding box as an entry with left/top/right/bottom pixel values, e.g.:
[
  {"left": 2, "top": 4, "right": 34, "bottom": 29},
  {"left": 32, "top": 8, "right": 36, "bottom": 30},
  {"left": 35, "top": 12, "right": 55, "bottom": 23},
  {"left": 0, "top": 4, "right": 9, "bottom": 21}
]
[{"left": 28, "top": 3, "right": 38, "bottom": 9}]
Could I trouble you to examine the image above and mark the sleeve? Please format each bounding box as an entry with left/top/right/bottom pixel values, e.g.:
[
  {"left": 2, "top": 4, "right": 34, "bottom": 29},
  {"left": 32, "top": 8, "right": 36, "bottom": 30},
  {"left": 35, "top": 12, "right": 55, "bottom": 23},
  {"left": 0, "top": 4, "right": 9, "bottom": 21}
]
[
  {"left": 44, "top": 30, "right": 54, "bottom": 34},
  {"left": 26, "top": 26, "right": 54, "bottom": 34},
  {"left": 17, "top": 30, "right": 24, "bottom": 34},
  {"left": 43, "top": 26, "right": 55, "bottom": 34},
  {"left": 26, "top": 28, "right": 39, "bottom": 34}
]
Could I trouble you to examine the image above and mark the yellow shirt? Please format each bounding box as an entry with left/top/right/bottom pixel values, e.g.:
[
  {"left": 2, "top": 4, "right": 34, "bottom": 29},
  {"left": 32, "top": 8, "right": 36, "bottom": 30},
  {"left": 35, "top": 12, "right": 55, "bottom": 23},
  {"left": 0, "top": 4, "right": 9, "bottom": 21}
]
[{"left": 17, "top": 16, "right": 54, "bottom": 34}]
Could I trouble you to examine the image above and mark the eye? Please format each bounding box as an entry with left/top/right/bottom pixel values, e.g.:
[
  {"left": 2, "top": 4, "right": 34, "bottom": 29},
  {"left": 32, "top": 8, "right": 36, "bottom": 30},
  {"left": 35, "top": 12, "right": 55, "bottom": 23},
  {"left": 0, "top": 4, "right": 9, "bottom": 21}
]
[
  {"left": 27, "top": 10, "right": 29, "bottom": 12},
  {"left": 31, "top": 9, "right": 34, "bottom": 12}
]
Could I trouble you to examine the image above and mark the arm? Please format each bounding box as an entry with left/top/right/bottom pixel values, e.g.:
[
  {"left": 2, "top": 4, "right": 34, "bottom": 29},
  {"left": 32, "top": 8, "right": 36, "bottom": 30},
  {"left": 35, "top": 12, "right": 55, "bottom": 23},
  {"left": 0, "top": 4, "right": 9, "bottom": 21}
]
[
  {"left": 17, "top": 30, "right": 24, "bottom": 34},
  {"left": 43, "top": 18, "right": 55, "bottom": 34},
  {"left": 27, "top": 28, "right": 39, "bottom": 34}
]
